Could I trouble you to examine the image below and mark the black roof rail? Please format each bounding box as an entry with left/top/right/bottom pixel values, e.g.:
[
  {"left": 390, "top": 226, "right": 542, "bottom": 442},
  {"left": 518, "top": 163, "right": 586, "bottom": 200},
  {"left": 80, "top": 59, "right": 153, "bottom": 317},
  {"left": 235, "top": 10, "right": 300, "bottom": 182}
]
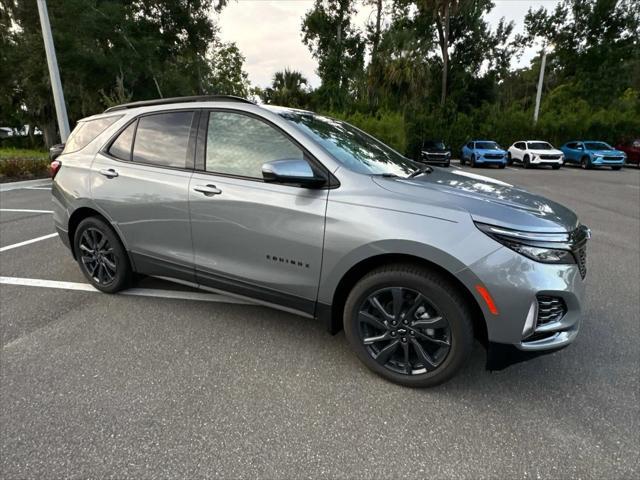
[{"left": 104, "top": 95, "right": 255, "bottom": 113}]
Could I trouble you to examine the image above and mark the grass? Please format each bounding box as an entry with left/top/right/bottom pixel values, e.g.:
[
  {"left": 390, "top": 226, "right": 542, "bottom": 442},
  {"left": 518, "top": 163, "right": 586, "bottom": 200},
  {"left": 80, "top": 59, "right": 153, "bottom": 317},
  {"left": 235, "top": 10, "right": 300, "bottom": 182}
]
[{"left": 0, "top": 147, "right": 50, "bottom": 183}]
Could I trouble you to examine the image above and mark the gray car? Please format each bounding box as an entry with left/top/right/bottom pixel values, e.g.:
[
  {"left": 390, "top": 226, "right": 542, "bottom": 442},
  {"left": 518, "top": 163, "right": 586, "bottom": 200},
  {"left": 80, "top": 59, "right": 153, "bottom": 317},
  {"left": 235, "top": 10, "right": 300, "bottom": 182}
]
[{"left": 51, "top": 96, "right": 589, "bottom": 387}]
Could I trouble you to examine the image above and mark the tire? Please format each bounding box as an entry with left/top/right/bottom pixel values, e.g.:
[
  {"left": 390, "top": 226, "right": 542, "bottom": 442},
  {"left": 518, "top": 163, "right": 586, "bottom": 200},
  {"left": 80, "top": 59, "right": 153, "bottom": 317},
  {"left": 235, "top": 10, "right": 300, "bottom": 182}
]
[
  {"left": 459, "top": 154, "right": 465, "bottom": 166},
  {"left": 444, "top": 160, "right": 450, "bottom": 168},
  {"left": 343, "top": 264, "right": 474, "bottom": 388},
  {"left": 581, "top": 156, "right": 592, "bottom": 169},
  {"left": 523, "top": 155, "right": 532, "bottom": 169},
  {"left": 507, "top": 152, "right": 513, "bottom": 166},
  {"left": 552, "top": 164, "right": 561, "bottom": 170},
  {"left": 498, "top": 163, "right": 506, "bottom": 169},
  {"left": 611, "top": 166, "right": 622, "bottom": 170},
  {"left": 470, "top": 155, "right": 477, "bottom": 168},
  {"left": 73, "top": 216, "right": 132, "bottom": 293}
]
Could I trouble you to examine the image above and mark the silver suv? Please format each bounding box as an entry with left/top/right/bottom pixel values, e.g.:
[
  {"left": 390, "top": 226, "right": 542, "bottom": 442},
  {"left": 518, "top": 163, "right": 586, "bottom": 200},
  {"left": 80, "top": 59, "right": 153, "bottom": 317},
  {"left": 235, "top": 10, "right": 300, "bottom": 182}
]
[{"left": 51, "top": 96, "right": 589, "bottom": 387}]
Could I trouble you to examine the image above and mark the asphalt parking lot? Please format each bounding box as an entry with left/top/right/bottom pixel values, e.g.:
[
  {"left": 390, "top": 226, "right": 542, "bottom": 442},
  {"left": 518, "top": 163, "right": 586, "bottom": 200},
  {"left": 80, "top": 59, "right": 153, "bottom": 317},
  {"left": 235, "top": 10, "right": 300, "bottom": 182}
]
[{"left": 1, "top": 164, "right": 639, "bottom": 478}]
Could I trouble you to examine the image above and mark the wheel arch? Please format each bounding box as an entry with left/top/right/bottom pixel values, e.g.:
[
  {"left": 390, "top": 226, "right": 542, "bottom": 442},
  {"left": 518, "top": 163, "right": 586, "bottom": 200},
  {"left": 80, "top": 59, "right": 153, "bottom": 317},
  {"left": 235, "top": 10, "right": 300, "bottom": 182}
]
[
  {"left": 67, "top": 207, "right": 133, "bottom": 268},
  {"left": 320, "top": 253, "right": 488, "bottom": 346}
]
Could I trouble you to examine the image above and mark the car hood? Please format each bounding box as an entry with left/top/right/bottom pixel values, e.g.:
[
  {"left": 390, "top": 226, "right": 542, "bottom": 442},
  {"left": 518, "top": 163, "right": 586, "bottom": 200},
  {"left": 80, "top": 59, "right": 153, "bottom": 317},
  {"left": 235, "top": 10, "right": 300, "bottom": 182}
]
[
  {"left": 529, "top": 148, "right": 563, "bottom": 156},
  {"left": 373, "top": 168, "right": 578, "bottom": 232},
  {"left": 590, "top": 149, "right": 624, "bottom": 156}
]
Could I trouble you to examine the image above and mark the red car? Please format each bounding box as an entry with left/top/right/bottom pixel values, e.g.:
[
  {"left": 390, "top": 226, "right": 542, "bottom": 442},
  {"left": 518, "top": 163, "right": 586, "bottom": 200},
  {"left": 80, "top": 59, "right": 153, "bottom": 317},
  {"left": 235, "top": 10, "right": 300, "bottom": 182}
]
[{"left": 616, "top": 139, "right": 640, "bottom": 165}]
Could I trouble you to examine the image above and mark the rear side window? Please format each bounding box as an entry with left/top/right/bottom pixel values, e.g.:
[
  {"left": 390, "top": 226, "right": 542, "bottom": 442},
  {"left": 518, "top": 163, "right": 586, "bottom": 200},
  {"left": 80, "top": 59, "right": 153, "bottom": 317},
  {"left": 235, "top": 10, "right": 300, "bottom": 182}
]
[
  {"left": 108, "top": 121, "right": 137, "bottom": 161},
  {"left": 132, "top": 111, "right": 194, "bottom": 168},
  {"left": 205, "top": 111, "right": 303, "bottom": 179},
  {"left": 64, "top": 115, "right": 122, "bottom": 153}
]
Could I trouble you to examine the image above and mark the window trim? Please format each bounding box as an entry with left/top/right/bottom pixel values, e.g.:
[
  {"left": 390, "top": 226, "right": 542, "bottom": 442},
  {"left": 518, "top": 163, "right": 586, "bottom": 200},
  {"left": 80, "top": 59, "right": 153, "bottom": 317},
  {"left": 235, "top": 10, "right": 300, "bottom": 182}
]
[
  {"left": 195, "top": 108, "right": 338, "bottom": 189},
  {"left": 100, "top": 109, "right": 200, "bottom": 172}
]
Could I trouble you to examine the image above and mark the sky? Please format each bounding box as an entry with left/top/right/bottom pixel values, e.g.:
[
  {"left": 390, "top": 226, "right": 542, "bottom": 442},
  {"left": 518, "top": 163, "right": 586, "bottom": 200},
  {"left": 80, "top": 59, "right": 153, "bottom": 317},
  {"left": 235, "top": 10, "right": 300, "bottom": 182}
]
[{"left": 215, "top": 0, "right": 561, "bottom": 89}]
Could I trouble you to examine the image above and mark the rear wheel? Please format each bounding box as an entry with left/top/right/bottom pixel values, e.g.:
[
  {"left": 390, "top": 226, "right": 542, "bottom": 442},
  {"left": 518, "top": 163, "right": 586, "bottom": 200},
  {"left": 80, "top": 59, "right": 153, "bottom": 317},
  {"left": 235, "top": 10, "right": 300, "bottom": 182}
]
[
  {"left": 74, "top": 217, "right": 132, "bottom": 293},
  {"left": 343, "top": 265, "right": 474, "bottom": 388}
]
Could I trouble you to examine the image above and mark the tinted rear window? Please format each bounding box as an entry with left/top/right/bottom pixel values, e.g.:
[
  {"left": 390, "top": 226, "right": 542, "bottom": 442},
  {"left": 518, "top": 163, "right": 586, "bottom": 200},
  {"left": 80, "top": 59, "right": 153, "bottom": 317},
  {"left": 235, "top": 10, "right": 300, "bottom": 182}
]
[
  {"left": 63, "top": 115, "right": 122, "bottom": 153},
  {"left": 132, "top": 111, "right": 194, "bottom": 168}
]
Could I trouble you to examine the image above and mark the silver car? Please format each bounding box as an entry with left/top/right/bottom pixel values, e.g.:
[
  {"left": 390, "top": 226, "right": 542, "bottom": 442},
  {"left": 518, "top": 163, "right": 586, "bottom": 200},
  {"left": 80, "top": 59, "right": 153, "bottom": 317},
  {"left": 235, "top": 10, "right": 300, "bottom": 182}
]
[{"left": 51, "top": 96, "right": 589, "bottom": 387}]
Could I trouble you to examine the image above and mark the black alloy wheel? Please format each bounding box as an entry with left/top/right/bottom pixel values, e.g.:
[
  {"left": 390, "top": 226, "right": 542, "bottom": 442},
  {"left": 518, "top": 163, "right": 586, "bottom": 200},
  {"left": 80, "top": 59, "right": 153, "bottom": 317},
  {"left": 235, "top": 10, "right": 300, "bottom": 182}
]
[
  {"left": 523, "top": 155, "right": 531, "bottom": 169},
  {"left": 79, "top": 227, "right": 117, "bottom": 285},
  {"left": 581, "top": 156, "right": 592, "bottom": 169},
  {"left": 344, "top": 265, "right": 474, "bottom": 387},
  {"left": 74, "top": 217, "right": 132, "bottom": 293},
  {"left": 356, "top": 287, "right": 451, "bottom": 375}
]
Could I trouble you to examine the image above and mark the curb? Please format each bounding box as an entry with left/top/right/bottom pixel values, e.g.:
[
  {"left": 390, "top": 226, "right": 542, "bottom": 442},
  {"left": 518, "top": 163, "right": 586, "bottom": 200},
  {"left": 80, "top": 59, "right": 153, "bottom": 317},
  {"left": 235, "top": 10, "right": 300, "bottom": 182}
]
[{"left": 0, "top": 178, "right": 52, "bottom": 192}]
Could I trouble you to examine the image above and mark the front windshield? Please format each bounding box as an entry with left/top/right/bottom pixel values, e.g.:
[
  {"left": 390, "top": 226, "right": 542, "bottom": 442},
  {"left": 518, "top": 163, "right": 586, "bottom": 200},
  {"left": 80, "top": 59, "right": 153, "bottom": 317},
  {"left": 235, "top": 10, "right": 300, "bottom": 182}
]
[
  {"left": 476, "top": 142, "right": 501, "bottom": 150},
  {"left": 527, "top": 142, "right": 553, "bottom": 150},
  {"left": 424, "top": 141, "right": 446, "bottom": 150},
  {"left": 276, "top": 110, "right": 418, "bottom": 176},
  {"left": 585, "top": 142, "right": 612, "bottom": 150}
]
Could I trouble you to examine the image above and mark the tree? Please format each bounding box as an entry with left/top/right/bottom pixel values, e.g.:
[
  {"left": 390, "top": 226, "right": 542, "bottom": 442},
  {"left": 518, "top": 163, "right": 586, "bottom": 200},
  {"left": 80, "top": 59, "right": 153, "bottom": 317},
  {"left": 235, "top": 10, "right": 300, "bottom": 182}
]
[
  {"left": 262, "top": 69, "right": 310, "bottom": 108},
  {"left": 302, "top": 0, "right": 365, "bottom": 109},
  {"left": 0, "top": 0, "right": 238, "bottom": 146}
]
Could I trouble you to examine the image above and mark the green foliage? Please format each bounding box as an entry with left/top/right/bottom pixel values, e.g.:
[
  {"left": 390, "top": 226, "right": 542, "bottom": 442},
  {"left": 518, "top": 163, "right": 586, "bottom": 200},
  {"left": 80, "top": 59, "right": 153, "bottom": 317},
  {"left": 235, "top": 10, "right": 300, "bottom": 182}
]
[
  {"left": 261, "top": 69, "right": 310, "bottom": 108},
  {"left": 0, "top": 148, "right": 49, "bottom": 181},
  {"left": 328, "top": 111, "right": 408, "bottom": 152}
]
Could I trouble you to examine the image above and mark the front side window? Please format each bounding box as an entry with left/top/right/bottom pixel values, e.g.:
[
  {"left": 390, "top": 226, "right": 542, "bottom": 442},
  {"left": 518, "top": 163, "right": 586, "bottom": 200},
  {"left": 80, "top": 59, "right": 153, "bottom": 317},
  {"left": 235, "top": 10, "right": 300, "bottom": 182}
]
[
  {"left": 64, "top": 115, "right": 122, "bottom": 154},
  {"left": 205, "top": 111, "right": 303, "bottom": 178},
  {"left": 132, "top": 111, "right": 194, "bottom": 168}
]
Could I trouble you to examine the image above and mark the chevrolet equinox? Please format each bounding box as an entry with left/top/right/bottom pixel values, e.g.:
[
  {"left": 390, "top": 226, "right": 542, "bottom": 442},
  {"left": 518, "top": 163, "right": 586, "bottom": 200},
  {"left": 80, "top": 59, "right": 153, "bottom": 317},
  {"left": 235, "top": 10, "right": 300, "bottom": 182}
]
[{"left": 51, "top": 96, "right": 589, "bottom": 387}]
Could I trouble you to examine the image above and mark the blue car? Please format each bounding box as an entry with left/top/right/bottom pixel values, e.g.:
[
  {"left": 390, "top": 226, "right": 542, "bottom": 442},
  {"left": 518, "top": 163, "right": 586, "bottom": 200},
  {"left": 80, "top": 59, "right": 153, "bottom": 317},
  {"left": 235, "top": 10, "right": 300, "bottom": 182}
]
[
  {"left": 560, "top": 141, "right": 626, "bottom": 170},
  {"left": 460, "top": 140, "right": 507, "bottom": 168}
]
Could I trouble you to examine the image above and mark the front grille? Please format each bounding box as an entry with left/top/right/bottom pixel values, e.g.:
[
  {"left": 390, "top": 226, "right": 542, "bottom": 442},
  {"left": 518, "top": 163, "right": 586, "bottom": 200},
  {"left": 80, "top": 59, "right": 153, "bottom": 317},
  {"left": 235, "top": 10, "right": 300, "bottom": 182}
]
[
  {"left": 570, "top": 225, "right": 590, "bottom": 279},
  {"left": 603, "top": 156, "right": 624, "bottom": 161},
  {"left": 484, "top": 154, "right": 503, "bottom": 159},
  {"left": 540, "top": 154, "right": 561, "bottom": 160},
  {"left": 536, "top": 295, "right": 567, "bottom": 326}
]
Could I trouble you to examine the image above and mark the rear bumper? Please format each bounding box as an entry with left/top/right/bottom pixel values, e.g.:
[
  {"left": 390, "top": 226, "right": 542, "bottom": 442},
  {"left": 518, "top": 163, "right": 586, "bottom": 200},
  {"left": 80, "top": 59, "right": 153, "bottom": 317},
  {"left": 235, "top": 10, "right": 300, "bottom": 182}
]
[{"left": 55, "top": 225, "right": 72, "bottom": 251}]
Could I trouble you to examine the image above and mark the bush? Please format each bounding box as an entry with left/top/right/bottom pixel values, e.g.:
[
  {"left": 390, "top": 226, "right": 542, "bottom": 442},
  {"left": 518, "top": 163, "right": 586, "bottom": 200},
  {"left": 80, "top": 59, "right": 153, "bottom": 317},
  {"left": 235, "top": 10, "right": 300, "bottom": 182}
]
[{"left": 0, "top": 148, "right": 50, "bottom": 182}]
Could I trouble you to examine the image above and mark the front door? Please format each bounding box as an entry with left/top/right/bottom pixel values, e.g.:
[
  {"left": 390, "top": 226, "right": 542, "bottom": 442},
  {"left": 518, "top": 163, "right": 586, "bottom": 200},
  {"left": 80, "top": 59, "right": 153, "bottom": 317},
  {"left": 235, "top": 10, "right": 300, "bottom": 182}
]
[
  {"left": 91, "top": 110, "right": 198, "bottom": 282},
  {"left": 189, "top": 110, "right": 328, "bottom": 315}
]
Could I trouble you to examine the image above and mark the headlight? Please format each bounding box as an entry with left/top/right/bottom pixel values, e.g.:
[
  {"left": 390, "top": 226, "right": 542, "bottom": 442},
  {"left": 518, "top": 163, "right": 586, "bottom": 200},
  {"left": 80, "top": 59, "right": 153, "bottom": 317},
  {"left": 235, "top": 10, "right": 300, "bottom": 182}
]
[{"left": 475, "top": 222, "right": 576, "bottom": 264}]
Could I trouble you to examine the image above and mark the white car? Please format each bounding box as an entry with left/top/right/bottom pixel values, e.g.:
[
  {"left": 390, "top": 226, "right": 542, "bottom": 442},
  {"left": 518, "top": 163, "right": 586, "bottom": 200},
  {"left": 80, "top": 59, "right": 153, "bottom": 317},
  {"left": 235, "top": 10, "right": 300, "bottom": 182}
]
[{"left": 507, "top": 141, "right": 564, "bottom": 169}]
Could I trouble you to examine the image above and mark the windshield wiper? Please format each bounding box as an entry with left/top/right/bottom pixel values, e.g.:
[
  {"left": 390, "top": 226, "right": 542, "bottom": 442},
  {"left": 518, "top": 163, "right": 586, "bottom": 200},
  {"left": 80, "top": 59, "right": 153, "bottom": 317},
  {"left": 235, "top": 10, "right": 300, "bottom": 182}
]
[{"left": 408, "top": 165, "right": 433, "bottom": 178}]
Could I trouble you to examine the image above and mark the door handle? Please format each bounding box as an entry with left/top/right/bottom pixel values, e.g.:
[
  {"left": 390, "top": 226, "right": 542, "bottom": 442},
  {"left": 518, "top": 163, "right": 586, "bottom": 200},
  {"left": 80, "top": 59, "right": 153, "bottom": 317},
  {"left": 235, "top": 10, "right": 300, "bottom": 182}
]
[
  {"left": 193, "top": 184, "right": 222, "bottom": 196},
  {"left": 99, "top": 168, "right": 119, "bottom": 178}
]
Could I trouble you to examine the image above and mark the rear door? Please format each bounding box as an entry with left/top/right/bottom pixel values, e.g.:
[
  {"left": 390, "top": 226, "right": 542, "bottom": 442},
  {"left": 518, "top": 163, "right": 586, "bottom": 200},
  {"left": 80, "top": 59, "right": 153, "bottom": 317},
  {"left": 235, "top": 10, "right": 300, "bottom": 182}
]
[
  {"left": 91, "top": 110, "right": 199, "bottom": 282},
  {"left": 189, "top": 109, "right": 329, "bottom": 315}
]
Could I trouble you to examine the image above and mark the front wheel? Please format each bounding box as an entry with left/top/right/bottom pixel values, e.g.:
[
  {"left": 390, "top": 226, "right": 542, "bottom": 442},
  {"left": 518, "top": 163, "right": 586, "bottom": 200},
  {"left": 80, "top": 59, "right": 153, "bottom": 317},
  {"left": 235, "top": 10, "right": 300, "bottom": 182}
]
[
  {"left": 523, "top": 155, "right": 532, "bottom": 169},
  {"left": 74, "top": 217, "right": 132, "bottom": 293},
  {"left": 611, "top": 166, "right": 622, "bottom": 170},
  {"left": 581, "top": 156, "right": 592, "bottom": 169},
  {"left": 343, "top": 265, "right": 474, "bottom": 388},
  {"left": 507, "top": 152, "right": 513, "bottom": 166},
  {"left": 470, "top": 155, "right": 477, "bottom": 168},
  {"left": 552, "top": 164, "right": 561, "bottom": 170}
]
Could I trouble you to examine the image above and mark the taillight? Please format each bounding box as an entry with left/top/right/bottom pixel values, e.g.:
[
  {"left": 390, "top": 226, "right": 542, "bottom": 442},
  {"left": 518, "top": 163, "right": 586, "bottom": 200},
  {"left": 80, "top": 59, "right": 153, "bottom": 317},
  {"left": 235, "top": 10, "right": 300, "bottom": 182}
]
[{"left": 50, "top": 160, "right": 62, "bottom": 178}]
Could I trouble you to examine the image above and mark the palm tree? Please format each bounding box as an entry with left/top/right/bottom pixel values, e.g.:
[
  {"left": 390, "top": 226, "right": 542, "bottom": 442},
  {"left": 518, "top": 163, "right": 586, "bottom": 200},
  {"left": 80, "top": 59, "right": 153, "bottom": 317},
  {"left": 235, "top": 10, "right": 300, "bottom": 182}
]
[{"left": 263, "top": 68, "right": 309, "bottom": 108}]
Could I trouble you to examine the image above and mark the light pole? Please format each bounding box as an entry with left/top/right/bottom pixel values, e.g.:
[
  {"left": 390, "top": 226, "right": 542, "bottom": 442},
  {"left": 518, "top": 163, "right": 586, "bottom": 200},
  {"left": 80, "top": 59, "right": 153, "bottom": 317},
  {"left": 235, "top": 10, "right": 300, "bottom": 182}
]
[
  {"left": 533, "top": 44, "right": 547, "bottom": 125},
  {"left": 36, "top": 0, "right": 70, "bottom": 142}
]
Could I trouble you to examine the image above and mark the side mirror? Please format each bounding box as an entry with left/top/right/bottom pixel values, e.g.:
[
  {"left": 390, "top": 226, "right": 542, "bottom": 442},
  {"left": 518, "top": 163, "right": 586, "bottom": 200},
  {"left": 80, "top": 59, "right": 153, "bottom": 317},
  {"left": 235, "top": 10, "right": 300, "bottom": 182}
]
[
  {"left": 49, "top": 143, "right": 65, "bottom": 161},
  {"left": 262, "top": 159, "right": 325, "bottom": 187}
]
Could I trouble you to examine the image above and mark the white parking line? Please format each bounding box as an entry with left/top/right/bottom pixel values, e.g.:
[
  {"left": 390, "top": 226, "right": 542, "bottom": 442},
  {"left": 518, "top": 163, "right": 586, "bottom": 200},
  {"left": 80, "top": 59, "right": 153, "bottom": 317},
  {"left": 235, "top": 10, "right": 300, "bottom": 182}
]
[
  {"left": 0, "top": 209, "right": 53, "bottom": 214},
  {"left": 0, "top": 233, "right": 58, "bottom": 253},
  {"left": 0, "top": 276, "right": 250, "bottom": 304}
]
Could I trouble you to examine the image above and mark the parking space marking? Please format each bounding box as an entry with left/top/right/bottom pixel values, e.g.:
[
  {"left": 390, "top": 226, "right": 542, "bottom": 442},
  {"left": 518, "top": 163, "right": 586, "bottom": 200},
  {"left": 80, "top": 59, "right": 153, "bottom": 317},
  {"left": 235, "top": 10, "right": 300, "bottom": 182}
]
[
  {"left": 0, "top": 276, "right": 251, "bottom": 304},
  {"left": 0, "top": 209, "right": 53, "bottom": 214},
  {"left": 23, "top": 187, "right": 52, "bottom": 191},
  {"left": 0, "top": 233, "right": 58, "bottom": 253}
]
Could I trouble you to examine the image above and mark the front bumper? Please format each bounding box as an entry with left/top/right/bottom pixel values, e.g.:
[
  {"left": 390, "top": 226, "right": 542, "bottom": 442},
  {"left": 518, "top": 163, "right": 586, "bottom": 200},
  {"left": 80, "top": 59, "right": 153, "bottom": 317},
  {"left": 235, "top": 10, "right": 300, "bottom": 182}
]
[
  {"left": 476, "top": 156, "right": 506, "bottom": 164},
  {"left": 458, "top": 246, "right": 585, "bottom": 352},
  {"left": 530, "top": 156, "right": 563, "bottom": 165},
  {"left": 592, "top": 156, "right": 625, "bottom": 165}
]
